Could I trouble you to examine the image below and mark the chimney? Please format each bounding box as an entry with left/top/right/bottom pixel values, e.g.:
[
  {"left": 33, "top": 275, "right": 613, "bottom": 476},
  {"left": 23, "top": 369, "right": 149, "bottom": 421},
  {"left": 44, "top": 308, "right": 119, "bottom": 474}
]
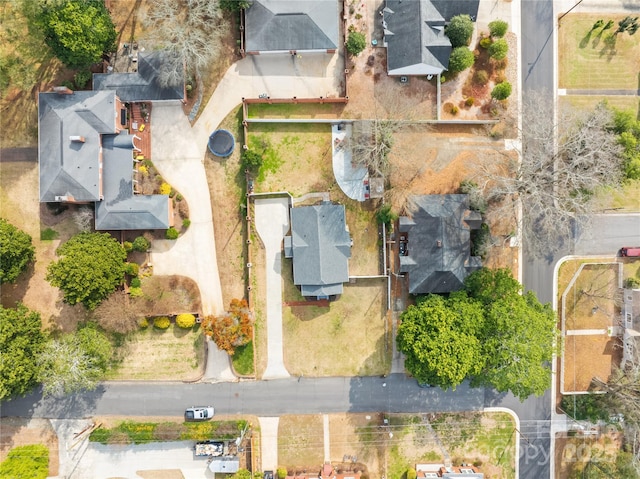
[
  {"left": 53, "top": 86, "right": 73, "bottom": 94},
  {"left": 69, "top": 136, "right": 85, "bottom": 143},
  {"left": 436, "top": 240, "right": 442, "bottom": 248}
]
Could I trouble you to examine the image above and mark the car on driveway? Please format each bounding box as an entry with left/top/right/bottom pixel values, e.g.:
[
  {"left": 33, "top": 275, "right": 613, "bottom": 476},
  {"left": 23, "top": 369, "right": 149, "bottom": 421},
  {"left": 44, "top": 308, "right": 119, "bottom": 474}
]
[{"left": 185, "top": 406, "right": 215, "bottom": 421}]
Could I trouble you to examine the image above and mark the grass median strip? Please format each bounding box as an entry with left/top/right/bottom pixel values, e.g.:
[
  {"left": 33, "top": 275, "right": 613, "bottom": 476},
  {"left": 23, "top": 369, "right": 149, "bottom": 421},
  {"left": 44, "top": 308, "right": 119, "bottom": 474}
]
[{"left": 89, "top": 419, "right": 248, "bottom": 444}]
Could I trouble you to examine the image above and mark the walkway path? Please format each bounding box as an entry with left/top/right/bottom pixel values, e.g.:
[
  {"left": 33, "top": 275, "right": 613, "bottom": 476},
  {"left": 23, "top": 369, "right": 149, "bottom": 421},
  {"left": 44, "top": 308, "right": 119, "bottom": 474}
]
[
  {"left": 254, "top": 197, "right": 291, "bottom": 380},
  {"left": 258, "top": 417, "right": 280, "bottom": 472}
]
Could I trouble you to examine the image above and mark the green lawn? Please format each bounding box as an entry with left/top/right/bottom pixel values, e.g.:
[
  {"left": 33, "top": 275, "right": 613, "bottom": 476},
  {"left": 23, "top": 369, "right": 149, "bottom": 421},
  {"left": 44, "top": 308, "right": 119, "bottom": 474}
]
[
  {"left": 594, "top": 180, "right": 640, "bottom": 212},
  {"left": 246, "top": 102, "right": 344, "bottom": 119},
  {"left": 246, "top": 123, "right": 333, "bottom": 194},
  {"left": 559, "top": 14, "right": 640, "bottom": 89},
  {"left": 282, "top": 276, "right": 390, "bottom": 376},
  {"left": 106, "top": 325, "right": 205, "bottom": 381},
  {"left": 559, "top": 95, "right": 639, "bottom": 115}
]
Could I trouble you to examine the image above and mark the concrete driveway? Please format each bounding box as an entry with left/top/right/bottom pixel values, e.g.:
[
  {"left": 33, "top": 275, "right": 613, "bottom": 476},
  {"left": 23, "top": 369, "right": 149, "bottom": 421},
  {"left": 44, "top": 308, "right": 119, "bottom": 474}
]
[
  {"left": 69, "top": 441, "right": 215, "bottom": 479},
  {"left": 196, "top": 53, "right": 343, "bottom": 139},
  {"left": 150, "top": 102, "right": 223, "bottom": 318},
  {"left": 254, "top": 197, "right": 291, "bottom": 380}
]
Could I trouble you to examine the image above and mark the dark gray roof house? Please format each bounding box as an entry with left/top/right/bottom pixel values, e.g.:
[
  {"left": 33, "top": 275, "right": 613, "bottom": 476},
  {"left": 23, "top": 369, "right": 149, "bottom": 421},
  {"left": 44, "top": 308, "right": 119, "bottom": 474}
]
[
  {"left": 383, "top": 0, "right": 479, "bottom": 76},
  {"left": 93, "top": 51, "right": 185, "bottom": 102},
  {"left": 245, "top": 0, "right": 339, "bottom": 54},
  {"left": 399, "top": 195, "right": 481, "bottom": 295},
  {"left": 39, "top": 89, "right": 118, "bottom": 203},
  {"left": 38, "top": 88, "right": 171, "bottom": 230},
  {"left": 284, "top": 203, "right": 351, "bottom": 299}
]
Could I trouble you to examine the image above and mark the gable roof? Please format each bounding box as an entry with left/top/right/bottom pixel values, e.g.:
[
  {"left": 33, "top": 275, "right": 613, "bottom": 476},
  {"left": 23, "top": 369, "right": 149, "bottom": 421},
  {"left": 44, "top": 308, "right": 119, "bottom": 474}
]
[
  {"left": 245, "top": 0, "right": 339, "bottom": 52},
  {"left": 384, "top": 0, "right": 479, "bottom": 76},
  {"left": 94, "top": 133, "right": 170, "bottom": 230},
  {"left": 399, "top": 195, "right": 481, "bottom": 295},
  {"left": 38, "top": 90, "right": 117, "bottom": 202},
  {"left": 289, "top": 203, "right": 351, "bottom": 297},
  {"left": 93, "top": 51, "right": 185, "bottom": 102}
]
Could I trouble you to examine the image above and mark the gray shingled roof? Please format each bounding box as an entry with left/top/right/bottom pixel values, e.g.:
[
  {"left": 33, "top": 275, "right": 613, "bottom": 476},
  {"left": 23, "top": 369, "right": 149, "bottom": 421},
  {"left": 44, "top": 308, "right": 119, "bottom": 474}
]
[
  {"left": 290, "top": 203, "right": 351, "bottom": 298},
  {"left": 38, "top": 90, "right": 117, "bottom": 202},
  {"left": 245, "top": 0, "right": 339, "bottom": 52},
  {"left": 399, "top": 195, "right": 481, "bottom": 295},
  {"left": 93, "top": 51, "right": 184, "bottom": 102},
  {"left": 384, "top": 0, "right": 479, "bottom": 76},
  {"left": 94, "top": 133, "right": 169, "bottom": 230}
]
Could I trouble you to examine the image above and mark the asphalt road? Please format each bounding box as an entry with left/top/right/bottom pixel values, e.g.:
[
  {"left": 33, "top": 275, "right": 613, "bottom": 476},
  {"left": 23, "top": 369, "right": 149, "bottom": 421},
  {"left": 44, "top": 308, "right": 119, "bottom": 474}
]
[{"left": 520, "top": 1, "right": 556, "bottom": 477}]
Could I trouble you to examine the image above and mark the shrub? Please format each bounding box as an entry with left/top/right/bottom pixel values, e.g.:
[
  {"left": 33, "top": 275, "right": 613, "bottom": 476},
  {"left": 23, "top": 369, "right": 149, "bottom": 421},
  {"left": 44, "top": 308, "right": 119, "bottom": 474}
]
[
  {"left": 132, "top": 236, "right": 151, "bottom": 252},
  {"left": 624, "top": 277, "right": 640, "bottom": 289},
  {"left": 465, "top": 97, "right": 475, "bottom": 107},
  {"left": 160, "top": 182, "right": 172, "bottom": 195},
  {"left": 474, "top": 69, "right": 489, "bottom": 85},
  {"left": 489, "top": 19, "right": 508, "bottom": 38},
  {"left": 451, "top": 105, "right": 459, "bottom": 115},
  {"left": 242, "top": 149, "right": 263, "bottom": 170},
  {"left": 276, "top": 467, "right": 288, "bottom": 479},
  {"left": 138, "top": 317, "right": 149, "bottom": 329},
  {"left": 471, "top": 223, "right": 491, "bottom": 258},
  {"left": 488, "top": 38, "right": 508, "bottom": 60},
  {"left": 176, "top": 313, "right": 196, "bottom": 329},
  {"left": 74, "top": 70, "right": 92, "bottom": 89},
  {"left": 182, "top": 218, "right": 191, "bottom": 228},
  {"left": 491, "top": 81, "right": 512, "bottom": 100},
  {"left": 153, "top": 316, "right": 171, "bottom": 330},
  {"left": 166, "top": 227, "right": 179, "bottom": 240},
  {"left": 176, "top": 193, "right": 183, "bottom": 201},
  {"left": 0, "top": 444, "right": 49, "bottom": 479},
  {"left": 130, "top": 277, "right": 141, "bottom": 288},
  {"left": 592, "top": 19, "right": 604, "bottom": 30},
  {"left": 123, "top": 241, "right": 133, "bottom": 253},
  {"left": 440, "top": 75, "right": 446, "bottom": 83},
  {"left": 479, "top": 36, "right": 492, "bottom": 49},
  {"left": 129, "top": 286, "right": 143, "bottom": 298},
  {"left": 41, "top": 227, "right": 59, "bottom": 240},
  {"left": 445, "top": 14, "right": 474, "bottom": 47},
  {"left": 124, "top": 262, "right": 139, "bottom": 277},
  {"left": 407, "top": 469, "right": 417, "bottom": 479},
  {"left": 138, "top": 165, "right": 148, "bottom": 175},
  {"left": 494, "top": 72, "right": 506, "bottom": 84},
  {"left": 459, "top": 180, "right": 487, "bottom": 213},
  {"left": 376, "top": 204, "right": 398, "bottom": 226},
  {"left": 448, "top": 47, "right": 475, "bottom": 73},
  {"left": 346, "top": 31, "right": 367, "bottom": 56}
]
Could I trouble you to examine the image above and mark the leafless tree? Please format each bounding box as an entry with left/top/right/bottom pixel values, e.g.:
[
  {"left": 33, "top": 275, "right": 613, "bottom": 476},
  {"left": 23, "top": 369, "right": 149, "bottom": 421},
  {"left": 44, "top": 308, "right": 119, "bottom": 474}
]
[
  {"left": 350, "top": 90, "right": 422, "bottom": 181},
  {"left": 92, "top": 293, "right": 139, "bottom": 334},
  {"left": 475, "top": 92, "right": 624, "bottom": 257},
  {"left": 142, "top": 0, "right": 228, "bottom": 86},
  {"left": 72, "top": 206, "right": 94, "bottom": 232}
]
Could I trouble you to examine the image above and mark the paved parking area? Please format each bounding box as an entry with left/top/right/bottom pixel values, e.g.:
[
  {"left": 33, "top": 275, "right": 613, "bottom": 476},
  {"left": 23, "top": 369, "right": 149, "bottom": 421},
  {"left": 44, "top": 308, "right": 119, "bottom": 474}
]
[{"left": 70, "top": 441, "right": 214, "bottom": 479}]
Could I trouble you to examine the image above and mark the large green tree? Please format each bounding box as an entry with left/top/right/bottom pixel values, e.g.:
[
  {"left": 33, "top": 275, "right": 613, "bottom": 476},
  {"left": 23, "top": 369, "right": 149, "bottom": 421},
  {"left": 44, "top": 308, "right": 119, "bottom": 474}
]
[
  {"left": 478, "top": 290, "right": 558, "bottom": 399},
  {"left": 398, "top": 294, "right": 485, "bottom": 389},
  {"left": 398, "top": 268, "right": 559, "bottom": 400},
  {"left": 37, "top": 324, "right": 112, "bottom": 397},
  {"left": 0, "top": 304, "right": 47, "bottom": 400},
  {"left": 46, "top": 232, "right": 127, "bottom": 309},
  {"left": 35, "top": 0, "right": 116, "bottom": 68},
  {"left": 445, "top": 14, "right": 474, "bottom": 47},
  {"left": 0, "top": 218, "right": 35, "bottom": 284}
]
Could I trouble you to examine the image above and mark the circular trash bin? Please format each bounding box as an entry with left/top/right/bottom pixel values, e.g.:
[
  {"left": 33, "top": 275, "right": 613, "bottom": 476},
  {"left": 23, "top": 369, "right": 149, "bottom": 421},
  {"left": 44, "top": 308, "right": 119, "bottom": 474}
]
[{"left": 208, "top": 129, "right": 235, "bottom": 157}]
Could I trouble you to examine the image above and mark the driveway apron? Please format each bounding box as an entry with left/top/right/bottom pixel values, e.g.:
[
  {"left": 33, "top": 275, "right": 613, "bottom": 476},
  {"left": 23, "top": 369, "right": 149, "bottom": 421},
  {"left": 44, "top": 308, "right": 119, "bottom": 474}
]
[{"left": 254, "top": 197, "right": 291, "bottom": 379}]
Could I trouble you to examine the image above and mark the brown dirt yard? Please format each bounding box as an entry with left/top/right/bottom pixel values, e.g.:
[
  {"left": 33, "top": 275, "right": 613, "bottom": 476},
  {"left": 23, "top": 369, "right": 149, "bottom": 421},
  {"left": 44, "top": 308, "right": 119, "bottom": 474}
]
[
  {"left": 563, "top": 334, "right": 621, "bottom": 393},
  {"left": 277, "top": 412, "right": 515, "bottom": 479},
  {"left": 555, "top": 429, "right": 624, "bottom": 479},
  {"left": 562, "top": 263, "right": 620, "bottom": 331}
]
